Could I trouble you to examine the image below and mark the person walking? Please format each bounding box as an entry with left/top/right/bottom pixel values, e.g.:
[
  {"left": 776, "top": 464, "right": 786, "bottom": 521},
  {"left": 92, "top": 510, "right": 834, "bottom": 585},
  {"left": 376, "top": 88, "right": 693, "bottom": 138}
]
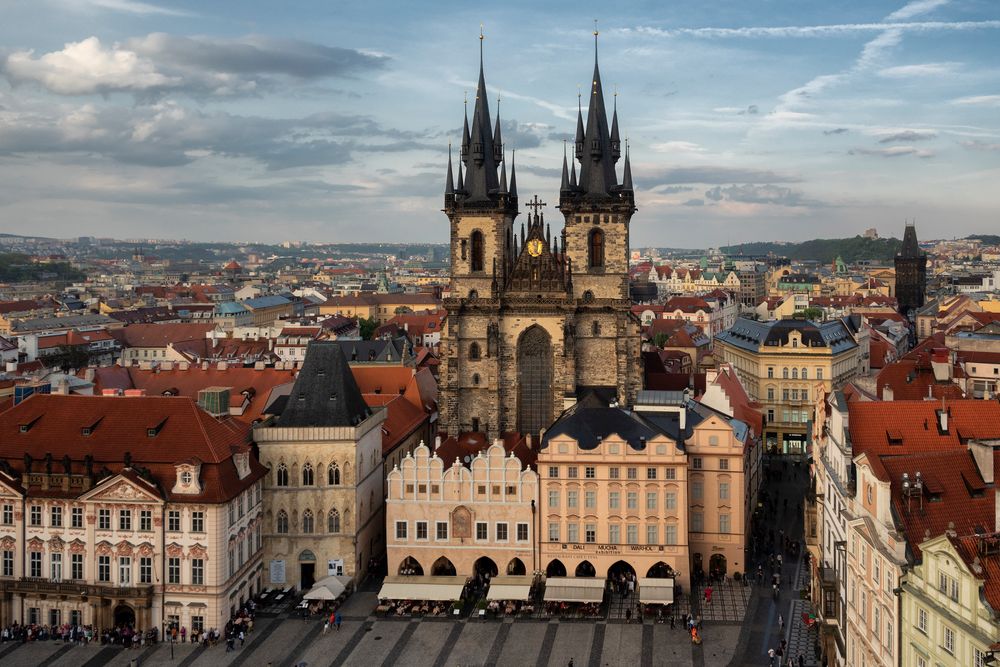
[
  {"left": 322, "top": 620, "right": 329, "bottom": 635},
  {"left": 335, "top": 611, "right": 342, "bottom": 631},
  {"left": 778, "top": 614, "right": 784, "bottom": 632},
  {"left": 669, "top": 615, "right": 675, "bottom": 629},
  {"left": 625, "top": 608, "right": 632, "bottom": 623},
  {"left": 768, "top": 647, "right": 776, "bottom": 667}
]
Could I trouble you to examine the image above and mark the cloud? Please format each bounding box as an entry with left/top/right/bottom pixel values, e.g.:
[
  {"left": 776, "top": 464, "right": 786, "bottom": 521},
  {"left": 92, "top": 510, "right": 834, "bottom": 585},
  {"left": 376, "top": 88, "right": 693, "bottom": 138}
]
[
  {"left": 824, "top": 128, "right": 849, "bottom": 135},
  {"left": 624, "top": 19, "right": 1000, "bottom": 40},
  {"left": 650, "top": 141, "right": 705, "bottom": 154},
  {"left": 658, "top": 185, "right": 695, "bottom": 194},
  {"left": 682, "top": 198, "right": 704, "bottom": 206},
  {"left": 961, "top": 140, "right": 1000, "bottom": 151},
  {"left": 703, "top": 184, "right": 816, "bottom": 207},
  {"left": 849, "top": 146, "right": 935, "bottom": 158},
  {"left": 642, "top": 166, "right": 802, "bottom": 187},
  {"left": 950, "top": 95, "right": 1000, "bottom": 107},
  {"left": 886, "top": 0, "right": 949, "bottom": 22},
  {"left": 1, "top": 34, "right": 388, "bottom": 98},
  {"left": 62, "top": 0, "right": 193, "bottom": 16},
  {"left": 877, "top": 130, "right": 936, "bottom": 143},
  {"left": 878, "top": 62, "right": 958, "bottom": 77},
  {"left": 713, "top": 105, "right": 758, "bottom": 115}
]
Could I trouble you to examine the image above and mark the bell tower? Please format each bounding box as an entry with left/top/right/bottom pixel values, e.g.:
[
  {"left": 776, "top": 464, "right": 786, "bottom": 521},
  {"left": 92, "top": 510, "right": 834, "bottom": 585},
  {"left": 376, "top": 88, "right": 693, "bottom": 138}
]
[{"left": 558, "top": 26, "right": 635, "bottom": 302}]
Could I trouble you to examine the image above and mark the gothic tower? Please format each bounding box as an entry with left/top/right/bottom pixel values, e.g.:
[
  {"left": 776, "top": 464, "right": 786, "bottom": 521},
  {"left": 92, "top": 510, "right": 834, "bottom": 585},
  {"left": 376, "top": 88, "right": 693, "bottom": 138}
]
[{"left": 894, "top": 222, "right": 927, "bottom": 318}]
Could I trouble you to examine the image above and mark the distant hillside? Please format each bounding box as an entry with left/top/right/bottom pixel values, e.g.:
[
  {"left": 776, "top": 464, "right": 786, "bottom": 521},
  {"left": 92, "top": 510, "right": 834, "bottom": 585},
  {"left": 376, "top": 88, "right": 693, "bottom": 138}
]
[
  {"left": 0, "top": 253, "right": 84, "bottom": 283},
  {"left": 967, "top": 235, "right": 1000, "bottom": 245},
  {"left": 721, "top": 236, "right": 901, "bottom": 264}
]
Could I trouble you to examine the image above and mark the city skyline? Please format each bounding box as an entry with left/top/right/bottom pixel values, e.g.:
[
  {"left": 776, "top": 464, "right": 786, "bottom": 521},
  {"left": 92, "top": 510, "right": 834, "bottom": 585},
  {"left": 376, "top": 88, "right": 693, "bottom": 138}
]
[{"left": 0, "top": 0, "right": 998, "bottom": 246}]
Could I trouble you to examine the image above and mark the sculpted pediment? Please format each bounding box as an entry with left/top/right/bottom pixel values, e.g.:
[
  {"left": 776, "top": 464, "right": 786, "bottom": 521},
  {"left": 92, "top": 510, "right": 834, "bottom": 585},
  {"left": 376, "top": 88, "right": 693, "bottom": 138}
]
[{"left": 81, "top": 475, "right": 163, "bottom": 503}]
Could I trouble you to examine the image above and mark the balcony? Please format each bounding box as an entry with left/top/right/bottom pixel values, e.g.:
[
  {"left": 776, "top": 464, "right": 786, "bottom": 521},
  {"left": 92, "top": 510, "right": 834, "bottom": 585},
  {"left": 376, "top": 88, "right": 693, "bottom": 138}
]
[{"left": 3, "top": 577, "right": 154, "bottom": 601}]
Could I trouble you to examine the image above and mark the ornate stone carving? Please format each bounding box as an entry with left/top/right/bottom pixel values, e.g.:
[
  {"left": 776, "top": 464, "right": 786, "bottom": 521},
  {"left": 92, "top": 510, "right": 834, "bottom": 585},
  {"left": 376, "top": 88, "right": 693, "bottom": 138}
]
[
  {"left": 116, "top": 541, "right": 134, "bottom": 556},
  {"left": 137, "top": 542, "right": 155, "bottom": 557},
  {"left": 95, "top": 541, "right": 113, "bottom": 556},
  {"left": 0, "top": 536, "right": 15, "bottom": 550},
  {"left": 69, "top": 539, "right": 87, "bottom": 554},
  {"left": 451, "top": 505, "right": 472, "bottom": 539},
  {"left": 27, "top": 537, "right": 44, "bottom": 552},
  {"left": 48, "top": 536, "right": 65, "bottom": 551}
]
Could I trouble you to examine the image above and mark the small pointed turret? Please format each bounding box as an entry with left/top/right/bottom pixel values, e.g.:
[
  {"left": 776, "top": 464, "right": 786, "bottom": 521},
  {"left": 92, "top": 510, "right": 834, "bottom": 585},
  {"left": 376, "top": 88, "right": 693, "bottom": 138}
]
[
  {"left": 574, "top": 91, "right": 585, "bottom": 161},
  {"left": 445, "top": 143, "right": 455, "bottom": 195},
  {"left": 610, "top": 92, "right": 621, "bottom": 162},
  {"left": 461, "top": 96, "right": 470, "bottom": 159},
  {"left": 493, "top": 95, "right": 504, "bottom": 164},
  {"left": 622, "top": 141, "right": 633, "bottom": 191},
  {"left": 509, "top": 149, "right": 518, "bottom": 198},
  {"left": 560, "top": 141, "right": 571, "bottom": 191},
  {"left": 456, "top": 161, "right": 464, "bottom": 192},
  {"left": 570, "top": 157, "right": 577, "bottom": 189},
  {"left": 498, "top": 151, "right": 508, "bottom": 194}
]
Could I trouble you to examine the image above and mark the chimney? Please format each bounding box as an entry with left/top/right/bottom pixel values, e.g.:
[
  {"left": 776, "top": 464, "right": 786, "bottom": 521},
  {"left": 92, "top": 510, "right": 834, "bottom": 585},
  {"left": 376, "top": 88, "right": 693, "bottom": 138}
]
[
  {"left": 883, "top": 385, "right": 894, "bottom": 401},
  {"left": 968, "top": 440, "right": 994, "bottom": 485},
  {"left": 217, "top": 361, "right": 228, "bottom": 371},
  {"left": 178, "top": 361, "right": 189, "bottom": 371},
  {"left": 434, "top": 435, "right": 441, "bottom": 450},
  {"left": 938, "top": 408, "right": 948, "bottom": 433},
  {"left": 161, "top": 361, "right": 173, "bottom": 371},
  {"left": 931, "top": 348, "right": 951, "bottom": 383},
  {"left": 201, "top": 361, "right": 209, "bottom": 370}
]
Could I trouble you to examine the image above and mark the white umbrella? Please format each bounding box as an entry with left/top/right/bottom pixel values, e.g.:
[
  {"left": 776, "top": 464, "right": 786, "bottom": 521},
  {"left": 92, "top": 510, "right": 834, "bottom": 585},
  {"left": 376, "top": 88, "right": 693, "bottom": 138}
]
[{"left": 303, "top": 586, "right": 336, "bottom": 601}]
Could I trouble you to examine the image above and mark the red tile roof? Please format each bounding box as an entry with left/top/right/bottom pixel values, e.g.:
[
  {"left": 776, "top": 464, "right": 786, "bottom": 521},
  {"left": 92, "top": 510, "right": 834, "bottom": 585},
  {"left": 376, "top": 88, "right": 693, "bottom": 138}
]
[
  {"left": 875, "top": 359, "right": 965, "bottom": 401},
  {"left": 849, "top": 400, "right": 1000, "bottom": 457},
  {"left": 435, "top": 431, "right": 536, "bottom": 470},
  {"left": 950, "top": 534, "right": 1000, "bottom": 610},
  {"left": 111, "top": 323, "right": 215, "bottom": 348}
]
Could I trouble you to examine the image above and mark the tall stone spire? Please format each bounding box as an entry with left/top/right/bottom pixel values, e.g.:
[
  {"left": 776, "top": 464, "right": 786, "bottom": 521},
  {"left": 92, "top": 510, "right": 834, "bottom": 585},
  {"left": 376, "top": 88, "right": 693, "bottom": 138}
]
[
  {"left": 610, "top": 89, "right": 621, "bottom": 162},
  {"left": 499, "top": 150, "right": 508, "bottom": 194},
  {"left": 509, "top": 149, "right": 517, "bottom": 198},
  {"left": 577, "top": 25, "right": 618, "bottom": 198},
  {"left": 574, "top": 90, "right": 585, "bottom": 162},
  {"left": 462, "top": 29, "right": 501, "bottom": 202},
  {"left": 445, "top": 143, "right": 455, "bottom": 195},
  {"left": 622, "top": 140, "right": 633, "bottom": 191},
  {"left": 561, "top": 141, "right": 570, "bottom": 192},
  {"left": 899, "top": 221, "right": 923, "bottom": 258}
]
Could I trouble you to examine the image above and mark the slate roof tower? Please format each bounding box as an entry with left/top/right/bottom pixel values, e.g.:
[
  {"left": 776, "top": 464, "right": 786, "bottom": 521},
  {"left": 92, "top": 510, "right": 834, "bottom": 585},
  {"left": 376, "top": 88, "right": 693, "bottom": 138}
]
[{"left": 894, "top": 222, "right": 927, "bottom": 318}]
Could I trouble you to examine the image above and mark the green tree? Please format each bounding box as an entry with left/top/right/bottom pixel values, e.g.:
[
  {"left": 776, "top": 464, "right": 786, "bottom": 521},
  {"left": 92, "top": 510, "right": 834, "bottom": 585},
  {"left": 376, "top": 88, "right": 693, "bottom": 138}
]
[
  {"left": 653, "top": 332, "right": 670, "bottom": 348},
  {"left": 358, "top": 317, "right": 378, "bottom": 340},
  {"left": 40, "top": 345, "right": 92, "bottom": 372},
  {"left": 792, "top": 307, "right": 825, "bottom": 321}
]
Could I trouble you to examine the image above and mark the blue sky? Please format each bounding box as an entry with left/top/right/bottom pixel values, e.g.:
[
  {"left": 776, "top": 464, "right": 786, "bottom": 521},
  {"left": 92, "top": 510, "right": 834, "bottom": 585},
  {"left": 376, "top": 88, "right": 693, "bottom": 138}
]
[{"left": 0, "top": 0, "right": 997, "bottom": 247}]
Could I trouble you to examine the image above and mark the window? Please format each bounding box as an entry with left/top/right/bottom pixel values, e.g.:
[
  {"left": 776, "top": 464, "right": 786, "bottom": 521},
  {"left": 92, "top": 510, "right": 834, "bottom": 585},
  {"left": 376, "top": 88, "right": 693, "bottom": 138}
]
[
  {"left": 768, "top": 367, "right": 774, "bottom": 378},
  {"left": 692, "top": 480, "right": 704, "bottom": 501},
  {"left": 548, "top": 490, "right": 560, "bottom": 508},
  {"left": 646, "top": 525, "right": 658, "bottom": 544},
  {"left": 302, "top": 463, "right": 314, "bottom": 486},
  {"left": 395, "top": 521, "right": 407, "bottom": 540},
  {"left": 191, "top": 511, "right": 204, "bottom": 533},
  {"left": 720, "top": 514, "right": 731, "bottom": 533},
  {"left": 792, "top": 369, "right": 799, "bottom": 380},
  {"left": 609, "top": 491, "right": 620, "bottom": 510},
  {"left": 802, "top": 389, "right": 809, "bottom": 401},
  {"left": 415, "top": 521, "right": 428, "bottom": 540},
  {"left": 51, "top": 506, "right": 62, "bottom": 527},
  {"left": 192, "top": 616, "right": 204, "bottom": 633},
  {"left": 229, "top": 502, "right": 236, "bottom": 526},
  {"left": 767, "top": 387, "right": 775, "bottom": 400},
  {"left": 98, "top": 555, "right": 110, "bottom": 582},
  {"left": 470, "top": 230, "right": 484, "bottom": 272},
  {"left": 665, "top": 524, "right": 677, "bottom": 545},
  {"left": 585, "top": 490, "right": 596, "bottom": 509},
  {"left": 626, "top": 524, "right": 638, "bottom": 545},
  {"left": 567, "top": 523, "right": 579, "bottom": 542},
  {"left": 328, "top": 463, "right": 341, "bottom": 485},
  {"left": 665, "top": 491, "right": 677, "bottom": 510},
  {"left": 691, "top": 512, "right": 704, "bottom": 532},
  {"left": 496, "top": 523, "right": 509, "bottom": 541},
  {"left": 275, "top": 463, "right": 288, "bottom": 486},
  {"left": 30, "top": 505, "right": 42, "bottom": 526},
  {"left": 548, "top": 522, "right": 559, "bottom": 541},
  {"left": 328, "top": 509, "right": 341, "bottom": 533},
  {"left": 71, "top": 554, "right": 83, "bottom": 580},
  {"left": 646, "top": 467, "right": 657, "bottom": 480},
  {"left": 975, "top": 648, "right": 987, "bottom": 667},
  {"left": 98, "top": 508, "right": 110, "bottom": 530},
  {"left": 476, "top": 522, "right": 488, "bottom": 541},
  {"left": 191, "top": 558, "right": 204, "bottom": 585},
  {"left": 276, "top": 511, "right": 288, "bottom": 533},
  {"left": 939, "top": 572, "right": 959, "bottom": 601},
  {"left": 436, "top": 522, "right": 448, "bottom": 540},
  {"left": 917, "top": 607, "right": 927, "bottom": 633},
  {"left": 567, "top": 467, "right": 578, "bottom": 479},
  {"left": 517, "top": 523, "right": 529, "bottom": 541},
  {"left": 50, "top": 553, "right": 62, "bottom": 581},
  {"left": 119, "top": 510, "right": 132, "bottom": 532},
  {"left": 627, "top": 492, "right": 638, "bottom": 510},
  {"left": 646, "top": 492, "right": 657, "bottom": 510},
  {"left": 782, "top": 367, "right": 789, "bottom": 379},
  {"left": 585, "top": 524, "right": 596, "bottom": 543},
  {"left": 719, "top": 458, "right": 729, "bottom": 470},
  {"left": 168, "top": 557, "right": 180, "bottom": 584},
  {"left": 167, "top": 510, "right": 180, "bottom": 532},
  {"left": 591, "top": 321, "right": 601, "bottom": 336},
  {"left": 469, "top": 342, "right": 481, "bottom": 360},
  {"left": 719, "top": 482, "right": 730, "bottom": 500},
  {"left": 609, "top": 467, "right": 620, "bottom": 480},
  {"left": 119, "top": 556, "right": 131, "bottom": 585},
  {"left": 585, "top": 466, "right": 596, "bottom": 479},
  {"left": 801, "top": 368, "right": 808, "bottom": 379},
  {"left": 609, "top": 524, "right": 620, "bottom": 544},
  {"left": 627, "top": 467, "right": 637, "bottom": 480},
  {"left": 664, "top": 467, "right": 676, "bottom": 480},
  {"left": 782, "top": 389, "right": 790, "bottom": 401},
  {"left": 302, "top": 510, "right": 314, "bottom": 534},
  {"left": 692, "top": 458, "right": 702, "bottom": 470},
  {"left": 588, "top": 228, "right": 604, "bottom": 268},
  {"left": 567, "top": 490, "right": 578, "bottom": 509},
  {"left": 817, "top": 368, "right": 823, "bottom": 380},
  {"left": 548, "top": 466, "right": 559, "bottom": 478},
  {"left": 2, "top": 504, "right": 13, "bottom": 525},
  {"left": 139, "top": 557, "right": 151, "bottom": 584},
  {"left": 943, "top": 626, "right": 954, "bottom": 654}
]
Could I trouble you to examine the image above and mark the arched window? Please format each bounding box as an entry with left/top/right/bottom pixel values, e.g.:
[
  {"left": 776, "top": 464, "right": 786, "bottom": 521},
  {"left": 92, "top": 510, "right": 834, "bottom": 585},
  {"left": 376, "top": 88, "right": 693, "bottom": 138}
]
[
  {"left": 782, "top": 368, "right": 789, "bottom": 379},
  {"left": 801, "top": 367, "right": 808, "bottom": 379},
  {"left": 472, "top": 373, "right": 480, "bottom": 386},
  {"left": 328, "top": 463, "right": 341, "bottom": 486},
  {"left": 302, "top": 510, "right": 314, "bottom": 534},
  {"left": 588, "top": 229, "right": 604, "bottom": 268},
  {"left": 469, "top": 342, "right": 481, "bottom": 360},
  {"left": 275, "top": 464, "right": 288, "bottom": 487},
  {"left": 792, "top": 368, "right": 799, "bottom": 379},
  {"left": 301, "top": 463, "right": 314, "bottom": 486},
  {"left": 591, "top": 321, "right": 601, "bottom": 336},
  {"left": 471, "top": 230, "right": 484, "bottom": 272},
  {"left": 328, "top": 509, "right": 341, "bottom": 533},
  {"left": 276, "top": 511, "right": 288, "bottom": 534}
]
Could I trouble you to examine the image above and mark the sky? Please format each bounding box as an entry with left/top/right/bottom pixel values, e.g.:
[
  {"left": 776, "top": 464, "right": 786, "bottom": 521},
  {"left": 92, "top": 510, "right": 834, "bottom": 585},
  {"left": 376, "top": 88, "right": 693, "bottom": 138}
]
[{"left": 0, "top": 0, "right": 998, "bottom": 248}]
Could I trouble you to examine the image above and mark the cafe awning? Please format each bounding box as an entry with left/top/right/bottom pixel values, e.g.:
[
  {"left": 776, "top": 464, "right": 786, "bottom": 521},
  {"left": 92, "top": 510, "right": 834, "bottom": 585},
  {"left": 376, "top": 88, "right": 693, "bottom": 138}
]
[
  {"left": 638, "top": 577, "right": 675, "bottom": 605},
  {"left": 486, "top": 575, "right": 534, "bottom": 601},
  {"left": 543, "top": 577, "right": 605, "bottom": 603},
  {"left": 303, "top": 575, "right": 348, "bottom": 601},
  {"left": 377, "top": 575, "right": 466, "bottom": 601}
]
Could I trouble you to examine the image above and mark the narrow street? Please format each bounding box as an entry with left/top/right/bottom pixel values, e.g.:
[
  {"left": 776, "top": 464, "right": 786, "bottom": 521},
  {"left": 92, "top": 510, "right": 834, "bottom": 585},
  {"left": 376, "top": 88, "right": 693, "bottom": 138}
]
[{"left": 732, "top": 454, "right": 819, "bottom": 667}]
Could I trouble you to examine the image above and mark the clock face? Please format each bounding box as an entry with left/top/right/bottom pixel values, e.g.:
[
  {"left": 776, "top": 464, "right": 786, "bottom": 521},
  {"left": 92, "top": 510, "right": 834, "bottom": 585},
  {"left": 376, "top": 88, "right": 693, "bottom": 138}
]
[{"left": 527, "top": 238, "right": 544, "bottom": 257}]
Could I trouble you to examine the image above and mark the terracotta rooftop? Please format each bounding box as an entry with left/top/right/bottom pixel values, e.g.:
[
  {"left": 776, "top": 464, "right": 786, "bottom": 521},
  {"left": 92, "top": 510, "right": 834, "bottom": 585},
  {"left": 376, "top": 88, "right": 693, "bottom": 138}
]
[
  {"left": 111, "top": 322, "right": 215, "bottom": 348},
  {"left": 849, "top": 399, "right": 1000, "bottom": 457}
]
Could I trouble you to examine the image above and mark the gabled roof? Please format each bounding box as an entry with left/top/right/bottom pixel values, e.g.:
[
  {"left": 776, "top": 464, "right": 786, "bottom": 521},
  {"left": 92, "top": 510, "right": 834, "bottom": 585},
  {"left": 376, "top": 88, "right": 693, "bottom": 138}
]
[
  {"left": 849, "top": 400, "right": 1000, "bottom": 456},
  {"left": 111, "top": 322, "right": 214, "bottom": 348}
]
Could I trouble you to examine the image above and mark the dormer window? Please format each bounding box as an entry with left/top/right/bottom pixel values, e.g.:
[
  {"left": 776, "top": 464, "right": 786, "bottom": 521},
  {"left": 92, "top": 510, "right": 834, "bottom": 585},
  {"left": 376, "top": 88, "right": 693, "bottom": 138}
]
[{"left": 180, "top": 471, "right": 193, "bottom": 485}]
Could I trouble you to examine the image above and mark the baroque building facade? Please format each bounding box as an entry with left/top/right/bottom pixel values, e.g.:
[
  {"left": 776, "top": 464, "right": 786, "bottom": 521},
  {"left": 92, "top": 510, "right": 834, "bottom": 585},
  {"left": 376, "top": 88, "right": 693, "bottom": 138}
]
[{"left": 437, "top": 38, "right": 642, "bottom": 442}]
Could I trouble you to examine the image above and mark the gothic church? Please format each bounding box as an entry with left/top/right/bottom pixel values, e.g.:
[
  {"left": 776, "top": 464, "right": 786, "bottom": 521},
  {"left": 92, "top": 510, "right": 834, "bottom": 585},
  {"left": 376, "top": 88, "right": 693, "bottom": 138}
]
[{"left": 438, "top": 36, "right": 642, "bottom": 442}]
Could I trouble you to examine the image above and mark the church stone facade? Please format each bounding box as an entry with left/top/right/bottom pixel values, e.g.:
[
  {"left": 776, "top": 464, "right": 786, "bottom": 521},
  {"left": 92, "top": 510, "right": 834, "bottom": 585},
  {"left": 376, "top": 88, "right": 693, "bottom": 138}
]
[{"left": 438, "top": 41, "right": 642, "bottom": 442}]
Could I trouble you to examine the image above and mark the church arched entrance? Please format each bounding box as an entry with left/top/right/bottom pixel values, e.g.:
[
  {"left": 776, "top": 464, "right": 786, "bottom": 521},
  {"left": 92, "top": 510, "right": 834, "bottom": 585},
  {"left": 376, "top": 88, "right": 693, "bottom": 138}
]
[
  {"left": 546, "top": 559, "right": 567, "bottom": 577},
  {"left": 517, "top": 325, "right": 553, "bottom": 436}
]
